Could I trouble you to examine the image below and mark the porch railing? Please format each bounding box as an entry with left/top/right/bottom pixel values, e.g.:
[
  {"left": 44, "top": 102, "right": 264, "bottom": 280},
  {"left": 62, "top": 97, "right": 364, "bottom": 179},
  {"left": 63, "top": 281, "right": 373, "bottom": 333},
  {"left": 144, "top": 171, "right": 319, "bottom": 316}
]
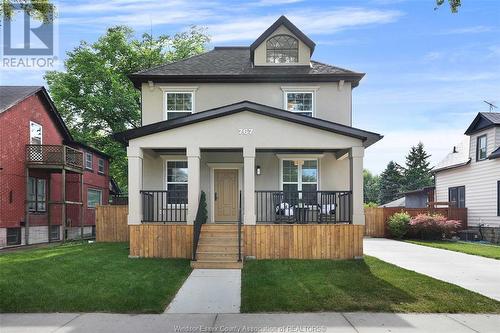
[
  {"left": 141, "top": 190, "right": 187, "bottom": 223},
  {"left": 26, "top": 144, "right": 84, "bottom": 170},
  {"left": 255, "top": 190, "right": 352, "bottom": 224},
  {"left": 237, "top": 190, "right": 242, "bottom": 262}
]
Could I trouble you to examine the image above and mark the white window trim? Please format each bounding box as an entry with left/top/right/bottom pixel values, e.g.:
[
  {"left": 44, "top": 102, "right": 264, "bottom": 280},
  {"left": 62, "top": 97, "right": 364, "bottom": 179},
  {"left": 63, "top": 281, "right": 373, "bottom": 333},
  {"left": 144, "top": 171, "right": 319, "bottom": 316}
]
[
  {"left": 281, "top": 87, "right": 319, "bottom": 117},
  {"left": 85, "top": 152, "right": 93, "bottom": 170},
  {"left": 279, "top": 157, "right": 320, "bottom": 191},
  {"left": 160, "top": 87, "right": 198, "bottom": 121},
  {"left": 163, "top": 159, "right": 188, "bottom": 208},
  {"left": 87, "top": 188, "right": 102, "bottom": 208},
  {"left": 29, "top": 121, "right": 43, "bottom": 144}
]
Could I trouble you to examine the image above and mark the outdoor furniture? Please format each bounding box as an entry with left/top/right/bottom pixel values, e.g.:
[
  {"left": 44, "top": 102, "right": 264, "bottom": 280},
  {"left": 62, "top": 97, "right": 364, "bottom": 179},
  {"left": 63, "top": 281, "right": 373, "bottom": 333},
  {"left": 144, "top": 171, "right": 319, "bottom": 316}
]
[{"left": 318, "top": 203, "right": 336, "bottom": 224}]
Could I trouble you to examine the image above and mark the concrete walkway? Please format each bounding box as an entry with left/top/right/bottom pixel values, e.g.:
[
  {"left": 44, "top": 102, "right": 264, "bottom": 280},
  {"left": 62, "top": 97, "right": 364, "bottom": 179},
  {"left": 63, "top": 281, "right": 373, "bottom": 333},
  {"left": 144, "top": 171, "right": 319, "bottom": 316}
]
[
  {"left": 165, "top": 269, "right": 240, "bottom": 313},
  {"left": 364, "top": 238, "right": 500, "bottom": 301},
  {"left": 2, "top": 313, "right": 500, "bottom": 332}
]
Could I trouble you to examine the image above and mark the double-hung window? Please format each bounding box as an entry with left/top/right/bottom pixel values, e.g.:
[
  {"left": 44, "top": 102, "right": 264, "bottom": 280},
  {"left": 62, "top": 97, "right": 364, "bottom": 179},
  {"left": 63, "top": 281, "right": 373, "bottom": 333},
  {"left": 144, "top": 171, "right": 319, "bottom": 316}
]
[
  {"left": 87, "top": 189, "right": 102, "bottom": 208},
  {"left": 165, "top": 92, "right": 193, "bottom": 120},
  {"left": 28, "top": 177, "right": 46, "bottom": 212},
  {"left": 98, "top": 158, "right": 105, "bottom": 174},
  {"left": 448, "top": 186, "right": 465, "bottom": 208},
  {"left": 476, "top": 135, "right": 487, "bottom": 161},
  {"left": 285, "top": 92, "right": 313, "bottom": 117},
  {"left": 166, "top": 161, "right": 188, "bottom": 204},
  {"left": 85, "top": 152, "right": 93, "bottom": 170},
  {"left": 281, "top": 159, "right": 318, "bottom": 204},
  {"left": 29, "top": 121, "right": 43, "bottom": 161}
]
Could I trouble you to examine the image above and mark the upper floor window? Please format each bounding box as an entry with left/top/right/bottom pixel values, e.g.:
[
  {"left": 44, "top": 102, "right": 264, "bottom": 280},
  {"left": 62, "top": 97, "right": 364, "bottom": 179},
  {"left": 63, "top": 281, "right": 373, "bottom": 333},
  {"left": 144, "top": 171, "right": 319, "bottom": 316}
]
[
  {"left": 286, "top": 92, "right": 313, "bottom": 117},
  {"left": 165, "top": 92, "right": 193, "bottom": 120},
  {"left": 29, "top": 121, "right": 42, "bottom": 145},
  {"left": 98, "top": 158, "right": 105, "bottom": 174},
  {"left": 85, "top": 152, "right": 93, "bottom": 170},
  {"left": 476, "top": 135, "right": 487, "bottom": 161},
  {"left": 266, "top": 34, "right": 298, "bottom": 64}
]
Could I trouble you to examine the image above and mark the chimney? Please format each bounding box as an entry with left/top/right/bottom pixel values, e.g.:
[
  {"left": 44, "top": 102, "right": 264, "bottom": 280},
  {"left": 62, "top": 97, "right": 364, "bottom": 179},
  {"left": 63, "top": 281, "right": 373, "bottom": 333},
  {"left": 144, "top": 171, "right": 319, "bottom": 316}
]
[{"left": 452, "top": 146, "right": 457, "bottom": 153}]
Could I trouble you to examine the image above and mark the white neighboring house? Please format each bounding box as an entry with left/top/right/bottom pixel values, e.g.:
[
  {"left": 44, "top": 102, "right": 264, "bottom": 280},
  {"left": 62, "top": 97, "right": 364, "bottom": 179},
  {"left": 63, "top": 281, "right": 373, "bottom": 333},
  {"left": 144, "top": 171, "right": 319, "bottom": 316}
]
[{"left": 434, "top": 112, "right": 500, "bottom": 243}]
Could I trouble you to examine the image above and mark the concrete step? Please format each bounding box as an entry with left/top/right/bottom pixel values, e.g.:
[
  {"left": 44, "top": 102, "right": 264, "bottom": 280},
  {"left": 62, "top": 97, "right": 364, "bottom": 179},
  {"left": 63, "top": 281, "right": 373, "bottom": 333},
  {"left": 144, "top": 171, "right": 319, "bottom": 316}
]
[{"left": 190, "top": 260, "right": 243, "bottom": 269}]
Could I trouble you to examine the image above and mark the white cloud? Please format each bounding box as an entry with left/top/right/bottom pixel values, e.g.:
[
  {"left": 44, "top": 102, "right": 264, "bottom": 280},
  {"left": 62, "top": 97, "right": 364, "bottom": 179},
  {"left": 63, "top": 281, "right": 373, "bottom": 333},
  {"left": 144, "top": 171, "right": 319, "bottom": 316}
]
[
  {"left": 209, "top": 8, "right": 403, "bottom": 42},
  {"left": 439, "top": 25, "right": 493, "bottom": 35},
  {"left": 365, "top": 129, "right": 466, "bottom": 174}
]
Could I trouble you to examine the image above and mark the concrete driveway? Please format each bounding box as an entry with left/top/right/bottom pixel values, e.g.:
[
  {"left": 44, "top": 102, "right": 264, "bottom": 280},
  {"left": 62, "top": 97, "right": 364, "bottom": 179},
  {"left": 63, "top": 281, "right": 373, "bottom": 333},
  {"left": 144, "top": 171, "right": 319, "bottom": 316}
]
[
  {"left": 2, "top": 313, "right": 500, "bottom": 333},
  {"left": 364, "top": 238, "right": 500, "bottom": 301}
]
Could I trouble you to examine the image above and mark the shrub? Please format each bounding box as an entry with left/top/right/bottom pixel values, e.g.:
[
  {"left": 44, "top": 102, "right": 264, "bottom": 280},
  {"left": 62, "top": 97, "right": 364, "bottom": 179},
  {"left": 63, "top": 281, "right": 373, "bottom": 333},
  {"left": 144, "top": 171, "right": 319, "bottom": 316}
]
[
  {"left": 387, "top": 212, "right": 411, "bottom": 239},
  {"left": 409, "top": 214, "right": 461, "bottom": 240},
  {"left": 364, "top": 202, "right": 379, "bottom": 208}
]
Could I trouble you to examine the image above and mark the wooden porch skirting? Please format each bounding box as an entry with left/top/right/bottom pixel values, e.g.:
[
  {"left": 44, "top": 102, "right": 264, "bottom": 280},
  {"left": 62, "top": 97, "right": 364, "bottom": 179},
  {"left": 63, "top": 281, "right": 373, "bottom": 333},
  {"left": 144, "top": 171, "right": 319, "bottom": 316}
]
[
  {"left": 128, "top": 224, "right": 363, "bottom": 260},
  {"left": 129, "top": 224, "right": 193, "bottom": 259},
  {"left": 244, "top": 224, "right": 363, "bottom": 260}
]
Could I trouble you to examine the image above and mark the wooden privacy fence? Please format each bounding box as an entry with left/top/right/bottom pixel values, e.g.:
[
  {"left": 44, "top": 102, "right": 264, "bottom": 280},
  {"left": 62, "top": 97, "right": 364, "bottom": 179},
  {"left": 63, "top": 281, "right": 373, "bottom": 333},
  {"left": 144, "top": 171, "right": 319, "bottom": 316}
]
[
  {"left": 364, "top": 207, "right": 468, "bottom": 237},
  {"left": 96, "top": 205, "right": 129, "bottom": 242}
]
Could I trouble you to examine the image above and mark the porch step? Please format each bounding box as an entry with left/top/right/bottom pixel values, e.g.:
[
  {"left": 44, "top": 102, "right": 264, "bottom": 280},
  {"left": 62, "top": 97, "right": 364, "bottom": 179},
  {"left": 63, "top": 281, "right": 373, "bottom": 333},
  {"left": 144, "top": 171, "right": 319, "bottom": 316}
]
[
  {"left": 192, "top": 224, "right": 243, "bottom": 269},
  {"left": 190, "top": 260, "right": 243, "bottom": 269}
]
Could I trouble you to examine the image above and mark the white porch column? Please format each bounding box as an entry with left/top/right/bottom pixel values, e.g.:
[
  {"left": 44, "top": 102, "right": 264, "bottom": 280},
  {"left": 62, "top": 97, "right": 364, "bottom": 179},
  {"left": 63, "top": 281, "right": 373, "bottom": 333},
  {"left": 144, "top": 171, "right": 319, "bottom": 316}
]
[
  {"left": 127, "top": 147, "right": 143, "bottom": 225},
  {"left": 187, "top": 146, "right": 201, "bottom": 225},
  {"left": 350, "top": 146, "right": 365, "bottom": 225},
  {"left": 243, "top": 146, "right": 256, "bottom": 225}
]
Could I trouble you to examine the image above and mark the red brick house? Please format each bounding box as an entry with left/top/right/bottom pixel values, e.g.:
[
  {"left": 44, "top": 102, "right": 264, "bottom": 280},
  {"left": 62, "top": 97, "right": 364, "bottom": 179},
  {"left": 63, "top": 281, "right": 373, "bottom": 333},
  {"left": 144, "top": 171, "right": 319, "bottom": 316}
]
[{"left": 0, "top": 86, "right": 111, "bottom": 248}]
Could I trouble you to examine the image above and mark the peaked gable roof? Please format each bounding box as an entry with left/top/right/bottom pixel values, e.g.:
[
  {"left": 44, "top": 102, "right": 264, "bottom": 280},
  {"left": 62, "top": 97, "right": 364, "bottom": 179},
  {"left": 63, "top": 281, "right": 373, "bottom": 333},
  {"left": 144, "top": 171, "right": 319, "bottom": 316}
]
[
  {"left": 249, "top": 15, "right": 316, "bottom": 61},
  {"left": 464, "top": 112, "right": 500, "bottom": 135},
  {"left": 0, "top": 86, "right": 73, "bottom": 141},
  {"left": 114, "top": 100, "right": 382, "bottom": 147}
]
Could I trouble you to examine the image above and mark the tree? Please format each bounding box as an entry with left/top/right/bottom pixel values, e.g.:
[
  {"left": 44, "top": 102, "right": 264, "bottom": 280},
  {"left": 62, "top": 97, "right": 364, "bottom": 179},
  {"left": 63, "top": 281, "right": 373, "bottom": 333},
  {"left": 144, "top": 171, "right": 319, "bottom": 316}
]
[
  {"left": 378, "top": 161, "right": 403, "bottom": 205},
  {"left": 402, "top": 142, "right": 434, "bottom": 192},
  {"left": 435, "top": 0, "right": 461, "bottom": 13},
  {"left": 363, "top": 169, "right": 380, "bottom": 204},
  {"left": 45, "top": 26, "right": 210, "bottom": 190},
  {"left": 1, "top": 0, "right": 54, "bottom": 22}
]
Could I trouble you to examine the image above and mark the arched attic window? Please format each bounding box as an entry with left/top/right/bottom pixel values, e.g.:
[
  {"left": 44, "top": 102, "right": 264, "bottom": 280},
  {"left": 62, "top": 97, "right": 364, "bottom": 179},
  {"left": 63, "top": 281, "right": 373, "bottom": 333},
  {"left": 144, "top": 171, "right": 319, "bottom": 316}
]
[{"left": 266, "top": 34, "right": 298, "bottom": 64}]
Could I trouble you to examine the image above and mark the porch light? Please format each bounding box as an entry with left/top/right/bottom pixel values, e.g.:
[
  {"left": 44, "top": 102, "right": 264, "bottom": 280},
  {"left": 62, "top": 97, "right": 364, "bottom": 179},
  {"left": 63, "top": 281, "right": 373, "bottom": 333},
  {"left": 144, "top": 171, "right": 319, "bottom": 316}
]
[
  {"left": 293, "top": 160, "right": 304, "bottom": 166},
  {"left": 256, "top": 165, "right": 261, "bottom": 176}
]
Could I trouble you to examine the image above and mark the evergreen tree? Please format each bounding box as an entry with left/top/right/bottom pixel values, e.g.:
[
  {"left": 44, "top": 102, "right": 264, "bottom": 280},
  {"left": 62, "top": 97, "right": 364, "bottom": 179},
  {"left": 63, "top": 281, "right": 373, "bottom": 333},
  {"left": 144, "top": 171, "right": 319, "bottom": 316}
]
[
  {"left": 378, "top": 161, "right": 403, "bottom": 204},
  {"left": 363, "top": 169, "right": 380, "bottom": 204},
  {"left": 402, "top": 142, "right": 434, "bottom": 192}
]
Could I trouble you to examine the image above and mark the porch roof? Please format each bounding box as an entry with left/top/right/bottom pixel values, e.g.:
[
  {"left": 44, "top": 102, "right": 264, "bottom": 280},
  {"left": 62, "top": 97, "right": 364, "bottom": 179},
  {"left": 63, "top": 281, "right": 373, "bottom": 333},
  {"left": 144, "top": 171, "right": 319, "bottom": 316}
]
[{"left": 114, "top": 101, "right": 383, "bottom": 148}]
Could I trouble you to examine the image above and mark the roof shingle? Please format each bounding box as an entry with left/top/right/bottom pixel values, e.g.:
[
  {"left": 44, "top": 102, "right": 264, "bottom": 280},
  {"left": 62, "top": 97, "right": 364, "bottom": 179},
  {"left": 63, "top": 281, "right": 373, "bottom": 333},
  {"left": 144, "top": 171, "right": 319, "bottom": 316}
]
[{"left": 0, "top": 86, "right": 43, "bottom": 113}]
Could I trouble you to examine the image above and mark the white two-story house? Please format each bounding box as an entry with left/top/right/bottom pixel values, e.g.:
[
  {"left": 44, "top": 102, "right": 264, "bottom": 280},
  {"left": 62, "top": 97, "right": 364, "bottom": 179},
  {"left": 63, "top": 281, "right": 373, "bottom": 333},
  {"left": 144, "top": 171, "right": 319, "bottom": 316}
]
[
  {"left": 116, "top": 16, "right": 382, "bottom": 268},
  {"left": 434, "top": 112, "right": 500, "bottom": 243}
]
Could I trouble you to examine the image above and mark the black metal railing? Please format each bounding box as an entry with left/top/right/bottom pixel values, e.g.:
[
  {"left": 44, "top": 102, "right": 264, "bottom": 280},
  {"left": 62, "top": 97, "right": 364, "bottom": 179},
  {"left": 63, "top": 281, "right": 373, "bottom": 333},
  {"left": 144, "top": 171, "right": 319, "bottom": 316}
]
[
  {"left": 255, "top": 190, "right": 352, "bottom": 224},
  {"left": 238, "top": 190, "right": 242, "bottom": 262},
  {"left": 192, "top": 191, "right": 207, "bottom": 261},
  {"left": 26, "top": 144, "right": 83, "bottom": 170},
  {"left": 141, "top": 190, "right": 187, "bottom": 223}
]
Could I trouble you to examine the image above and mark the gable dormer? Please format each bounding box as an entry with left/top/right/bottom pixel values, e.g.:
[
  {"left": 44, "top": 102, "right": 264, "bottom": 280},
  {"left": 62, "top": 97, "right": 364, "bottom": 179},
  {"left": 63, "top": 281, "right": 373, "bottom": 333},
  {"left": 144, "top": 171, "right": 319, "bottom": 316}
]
[{"left": 250, "top": 16, "right": 316, "bottom": 66}]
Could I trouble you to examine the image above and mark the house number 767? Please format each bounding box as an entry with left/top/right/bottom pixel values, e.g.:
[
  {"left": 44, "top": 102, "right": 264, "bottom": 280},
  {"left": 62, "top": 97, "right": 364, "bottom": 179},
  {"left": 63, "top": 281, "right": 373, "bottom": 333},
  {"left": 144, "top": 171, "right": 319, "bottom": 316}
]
[{"left": 238, "top": 128, "right": 254, "bottom": 135}]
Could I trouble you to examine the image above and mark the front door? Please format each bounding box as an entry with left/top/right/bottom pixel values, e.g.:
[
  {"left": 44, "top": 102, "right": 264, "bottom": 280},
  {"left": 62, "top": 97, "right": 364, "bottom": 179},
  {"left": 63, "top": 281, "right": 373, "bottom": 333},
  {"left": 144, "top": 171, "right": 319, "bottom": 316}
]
[{"left": 214, "top": 169, "right": 238, "bottom": 222}]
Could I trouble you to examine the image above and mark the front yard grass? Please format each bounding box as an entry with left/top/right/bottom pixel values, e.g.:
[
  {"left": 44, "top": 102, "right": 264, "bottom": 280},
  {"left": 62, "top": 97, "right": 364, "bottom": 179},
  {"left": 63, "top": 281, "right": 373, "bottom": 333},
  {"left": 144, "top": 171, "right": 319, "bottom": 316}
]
[
  {"left": 0, "top": 242, "right": 191, "bottom": 313},
  {"left": 406, "top": 240, "right": 500, "bottom": 260},
  {"left": 241, "top": 256, "right": 500, "bottom": 313}
]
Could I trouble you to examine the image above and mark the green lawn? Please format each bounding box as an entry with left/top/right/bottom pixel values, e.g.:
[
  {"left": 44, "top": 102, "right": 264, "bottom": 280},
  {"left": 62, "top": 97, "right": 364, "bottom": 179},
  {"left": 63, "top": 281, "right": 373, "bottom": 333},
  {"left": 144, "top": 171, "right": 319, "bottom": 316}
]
[
  {"left": 406, "top": 240, "right": 500, "bottom": 260},
  {"left": 0, "top": 242, "right": 191, "bottom": 313},
  {"left": 241, "top": 256, "right": 500, "bottom": 313}
]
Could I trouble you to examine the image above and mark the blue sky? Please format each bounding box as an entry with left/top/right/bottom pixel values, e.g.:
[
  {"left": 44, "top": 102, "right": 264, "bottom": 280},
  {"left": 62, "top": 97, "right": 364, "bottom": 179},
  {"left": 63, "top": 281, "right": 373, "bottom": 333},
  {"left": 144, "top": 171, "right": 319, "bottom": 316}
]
[{"left": 1, "top": 0, "right": 499, "bottom": 174}]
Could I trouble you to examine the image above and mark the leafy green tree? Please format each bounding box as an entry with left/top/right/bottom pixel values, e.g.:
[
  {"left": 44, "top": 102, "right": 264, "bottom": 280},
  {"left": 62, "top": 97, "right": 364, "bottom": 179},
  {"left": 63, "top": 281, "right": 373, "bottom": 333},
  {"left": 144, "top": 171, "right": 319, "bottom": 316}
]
[
  {"left": 402, "top": 142, "right": 434, "bottom": 192},
  {"left": 1, "top": 0, "right": 54, "bottom": 22},
  {"left": 45, "top": 26, "right": 210, "bottom": 190},
  {"left": 435, "top": 0, "right": 461, "bottom": 12},
  {"left": 378, "top": 161, "right": 403, "bottom": 205},
  {"left": 363, "top": 169, "right": 380, "bottom": 204}
]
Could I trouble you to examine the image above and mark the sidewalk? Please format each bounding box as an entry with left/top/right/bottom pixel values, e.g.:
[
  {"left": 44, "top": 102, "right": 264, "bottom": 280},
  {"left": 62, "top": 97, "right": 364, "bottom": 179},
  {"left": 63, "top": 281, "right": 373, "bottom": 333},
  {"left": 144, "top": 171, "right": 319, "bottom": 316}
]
[
  {"left": 2, "top": 313, "right": 499, "bottom": 332},
  {"left": 364, "top": 238, "right": 500, "bottom": 301},
  {"left": 165, "top": 269, "right": 241, "bottom": 313}
]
